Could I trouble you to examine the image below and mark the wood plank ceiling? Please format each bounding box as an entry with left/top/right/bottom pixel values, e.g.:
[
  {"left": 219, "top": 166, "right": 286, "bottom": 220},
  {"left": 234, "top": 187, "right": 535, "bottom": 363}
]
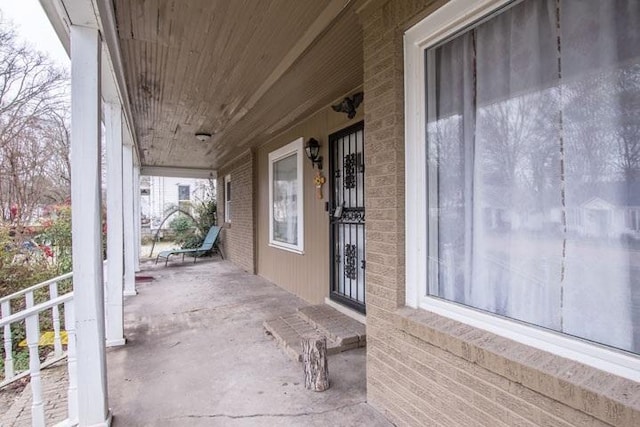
[{"left": 113, "top": 0, "right": 363, "bottom": 170}]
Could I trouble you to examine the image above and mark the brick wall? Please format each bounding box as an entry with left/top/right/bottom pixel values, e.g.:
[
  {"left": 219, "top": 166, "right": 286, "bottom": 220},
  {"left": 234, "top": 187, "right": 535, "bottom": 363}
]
[
  {"left": 217, "top": 150, "right": 255, "bottom": 273},
  {"left": 360, "top": 1, "right": 640, "bottom": 426}
]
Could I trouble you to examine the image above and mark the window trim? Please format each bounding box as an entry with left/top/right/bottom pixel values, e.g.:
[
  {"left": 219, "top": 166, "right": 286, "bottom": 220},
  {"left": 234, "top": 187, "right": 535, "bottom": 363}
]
[
  {"left": 404, "top": 0, "right": 640, "bottom": 381},
  {"left": 224, "top": 174, "right": 231, "bottom": 223},
  {"left": 268, "top": 137, "right": 304, "bottom": 254}
]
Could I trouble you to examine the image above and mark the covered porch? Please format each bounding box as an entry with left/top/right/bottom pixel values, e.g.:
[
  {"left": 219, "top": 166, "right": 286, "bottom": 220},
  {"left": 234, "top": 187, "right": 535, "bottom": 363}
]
[
  {"left": 2, "top": 258, "right": 388, "bottom": 426},
  {"left": 22, "top": 0, "right": 371, "bottom": 424},
  {"left": 5, "top": 0, "right": 640, "bottom": 425}
]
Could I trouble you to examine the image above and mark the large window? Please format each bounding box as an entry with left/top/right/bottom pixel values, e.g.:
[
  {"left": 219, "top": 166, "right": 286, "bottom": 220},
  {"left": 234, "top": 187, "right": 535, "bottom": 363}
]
[
  {"left": 269, "top": 138, "right": 304, "bottom": 253},
  {"left": 406, "top": 0, "right": 640, "bottom": 377}
]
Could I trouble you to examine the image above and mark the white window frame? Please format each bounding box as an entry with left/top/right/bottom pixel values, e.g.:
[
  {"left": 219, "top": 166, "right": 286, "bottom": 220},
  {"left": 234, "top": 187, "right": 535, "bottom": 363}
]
[
  {"left": 268, "top": 137, "right": 304, "bottom": 254},
  {"left": 224, "top": 174, "right": 231, "bottom": 223},
  {"left": 404, "top": 0, "right": 640, "bottom": 381}
]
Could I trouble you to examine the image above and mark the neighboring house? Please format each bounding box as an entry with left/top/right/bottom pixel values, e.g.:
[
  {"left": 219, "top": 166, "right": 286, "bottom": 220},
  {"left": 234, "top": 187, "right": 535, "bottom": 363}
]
[
  {"left": 41, "top": 0, "right": 640, "bottom": 426},
  {"left": 567, "top": 184, "right": 640, "bottom": 238},
  {"left": 140, "top": 176, "right": 211, "bottom": 231},
  {"left": 483, "top": 186, "right": 640, "bottom": 238}
]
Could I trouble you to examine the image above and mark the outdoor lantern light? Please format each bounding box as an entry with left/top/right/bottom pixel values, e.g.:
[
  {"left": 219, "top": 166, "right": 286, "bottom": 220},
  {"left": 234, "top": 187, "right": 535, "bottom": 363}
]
[{"left": 305, "top": 138, "right": 323, "bottom": 170}]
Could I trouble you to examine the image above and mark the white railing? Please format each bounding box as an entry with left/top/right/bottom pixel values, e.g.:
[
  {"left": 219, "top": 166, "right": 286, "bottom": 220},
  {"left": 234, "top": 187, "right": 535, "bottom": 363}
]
[
  {"left": 0, "top": 271, "right": 78, "bottom": 426},
  {"left": 1, "top": 272, "right": 73, "bottom": 384}
]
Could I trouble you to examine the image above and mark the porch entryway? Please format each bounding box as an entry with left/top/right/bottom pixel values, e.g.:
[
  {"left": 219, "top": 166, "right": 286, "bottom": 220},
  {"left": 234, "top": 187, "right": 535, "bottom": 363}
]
[{"left": 1, "top": 259, "right": 389, "bottom": 426}]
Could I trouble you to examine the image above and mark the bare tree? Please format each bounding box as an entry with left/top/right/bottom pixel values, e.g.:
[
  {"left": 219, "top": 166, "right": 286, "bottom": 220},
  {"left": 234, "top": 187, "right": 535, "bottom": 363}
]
[
  {"left": 40, "top": 109, "right": 71, "bottom": 200},
  {"left": 0, "top": 17, "right": 70, "bottom": 224}
]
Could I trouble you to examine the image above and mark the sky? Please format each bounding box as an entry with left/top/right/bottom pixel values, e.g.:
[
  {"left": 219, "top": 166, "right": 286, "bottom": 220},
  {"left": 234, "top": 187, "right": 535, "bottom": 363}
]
[{"left": 0, "top": 0, "right": 69, "bottom": 68}]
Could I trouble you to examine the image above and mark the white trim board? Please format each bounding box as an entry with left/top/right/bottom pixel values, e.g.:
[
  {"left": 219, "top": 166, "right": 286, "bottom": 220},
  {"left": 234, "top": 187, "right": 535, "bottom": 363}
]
[
  {"left": 268, "top": 137, "right": 305, "bottom": 254},
  {"left": 141, "top": 166, "right": 217, "bottom": 179},
  {"left": 403, "top": 0, "right": 640, "bottom": 382}
]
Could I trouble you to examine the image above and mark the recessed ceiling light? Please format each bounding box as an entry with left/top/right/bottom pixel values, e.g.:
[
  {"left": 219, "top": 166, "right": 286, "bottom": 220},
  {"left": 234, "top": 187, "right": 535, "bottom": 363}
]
[{"left": 195, "top": 132, "right": 212, "bottom": 142}]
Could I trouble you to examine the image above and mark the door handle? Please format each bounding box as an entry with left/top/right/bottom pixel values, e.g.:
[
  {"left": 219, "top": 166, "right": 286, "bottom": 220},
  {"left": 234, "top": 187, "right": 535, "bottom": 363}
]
[{"left": 333, "top": 205, "right": 343, "bottom": 218}]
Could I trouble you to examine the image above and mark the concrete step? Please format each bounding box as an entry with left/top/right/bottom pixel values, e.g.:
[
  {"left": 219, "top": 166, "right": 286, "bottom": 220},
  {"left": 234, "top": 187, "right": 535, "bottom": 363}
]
[
  {"left": 297, "top": 305, "right": 366, "bottom": 346},
  {"left": 263, "top": 304, "right": 366, "bottom": 362}
]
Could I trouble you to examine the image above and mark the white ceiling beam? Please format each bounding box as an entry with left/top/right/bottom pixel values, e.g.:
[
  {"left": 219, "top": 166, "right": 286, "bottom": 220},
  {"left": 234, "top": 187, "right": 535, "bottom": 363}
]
[
  {"left": 38, "top": 0, "right": 71, "bottom": 55},
  {"left": 39, "top": 0, "right": 141, "bottom": 160},
  {"left": 101, "top": 51, "right": 119, "bottom": 104},
  {"left": 61, "top": 0, "right": 98, "bottom": 28},
  {"left": 94, "top": 0, "right": 141, "bottom": 159},
  {"left": 140, "top": 166, "right": 217, "bottom": 180}
]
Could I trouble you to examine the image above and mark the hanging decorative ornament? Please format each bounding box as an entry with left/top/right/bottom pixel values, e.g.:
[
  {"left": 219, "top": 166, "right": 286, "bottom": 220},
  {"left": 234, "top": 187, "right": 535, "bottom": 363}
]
[{"left": 314, "top": 171, "right": 326, "bottom": 200}]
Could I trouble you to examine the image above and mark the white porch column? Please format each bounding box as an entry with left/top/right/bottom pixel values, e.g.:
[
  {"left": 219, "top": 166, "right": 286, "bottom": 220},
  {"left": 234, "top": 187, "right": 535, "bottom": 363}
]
[
  {"left": 105, "top": 102, "right": 125, "bottom": 347},
  {"left": 133, "top": 165, "right": 141, "bottom": 272},
  {"left": 70, "top": 25, "right": 111, "bottom": 426},
  {"left": 123, "top": 142, "right": 137, "bottom": 296}
]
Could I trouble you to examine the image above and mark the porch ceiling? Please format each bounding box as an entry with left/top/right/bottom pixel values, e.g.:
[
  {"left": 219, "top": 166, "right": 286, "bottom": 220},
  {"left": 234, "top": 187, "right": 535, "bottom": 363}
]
[{"left": 113, "top": 0, "right": 363, "bottom": 170}]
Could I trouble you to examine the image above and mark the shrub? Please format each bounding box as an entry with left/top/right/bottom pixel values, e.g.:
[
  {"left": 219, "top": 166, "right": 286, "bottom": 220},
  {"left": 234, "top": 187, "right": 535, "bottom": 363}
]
[
  {"left": 36, "top": 204, "right": 73, "bottom": 275},
  {"left": 168, "top": 214, "right": 197, "bottom": 247},
  {"left": 0, "top": 224, "right": 55, "bottom": 298}
]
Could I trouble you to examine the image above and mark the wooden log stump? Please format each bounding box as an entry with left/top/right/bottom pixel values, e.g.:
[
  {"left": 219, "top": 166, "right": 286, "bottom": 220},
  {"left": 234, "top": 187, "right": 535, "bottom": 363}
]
[{"left": 302, "top": 335, "right": 329, "bottom": 391}]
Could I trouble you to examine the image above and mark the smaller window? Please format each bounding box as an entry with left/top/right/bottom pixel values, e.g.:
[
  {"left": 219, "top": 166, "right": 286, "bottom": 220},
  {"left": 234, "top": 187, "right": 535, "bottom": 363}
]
[
  {"left": 178, "top": 184, "right": 192, "bottom": 214},
  {"left": 178, "top": 185, "right": 190, "bottom": 201},
  {"left": 269, "top": 138, "right": 304, "bottom": 253},
  {"left": 224, "top": 174, "right": 231, "bottom": 223}
]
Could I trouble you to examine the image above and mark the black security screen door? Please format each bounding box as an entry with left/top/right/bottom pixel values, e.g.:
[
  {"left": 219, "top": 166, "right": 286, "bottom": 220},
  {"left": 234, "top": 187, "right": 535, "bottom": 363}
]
[{"left": 329, "top": 121, "right": 365, "bottom": 314}]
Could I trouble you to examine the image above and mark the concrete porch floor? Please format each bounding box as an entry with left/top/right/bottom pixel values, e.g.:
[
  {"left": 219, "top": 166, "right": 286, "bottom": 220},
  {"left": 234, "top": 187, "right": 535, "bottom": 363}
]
[{"left": 107, "top": 257, "right": 390, "bottom": 426}]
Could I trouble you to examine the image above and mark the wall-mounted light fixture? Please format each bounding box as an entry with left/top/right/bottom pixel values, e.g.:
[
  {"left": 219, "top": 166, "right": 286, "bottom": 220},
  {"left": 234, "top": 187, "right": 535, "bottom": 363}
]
[
  {"left": 195, "top": 132, "right": 212, "bottom": 142},
  {"left": 305, "top": 138, "right": 323, "bottom": 170}
]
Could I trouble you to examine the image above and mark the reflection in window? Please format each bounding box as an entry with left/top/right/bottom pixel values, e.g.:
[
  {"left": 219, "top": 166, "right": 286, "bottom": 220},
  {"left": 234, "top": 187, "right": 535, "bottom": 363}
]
[
  {"left": 426, "top": 0, "right": 640, "bottom": 353},
  {"left": 269, "top": 138, "right": 304, "bottom": 252},
  {"left": 273, "top": 154, "right": 298, "bottom": 244}
]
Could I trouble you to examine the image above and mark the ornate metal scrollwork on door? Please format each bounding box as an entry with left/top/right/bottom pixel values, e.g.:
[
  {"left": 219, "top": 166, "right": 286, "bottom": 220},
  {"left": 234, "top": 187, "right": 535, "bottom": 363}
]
[
  {"left": 330, "top": 121, "right": 366, "bottom": 313},
  {"left": 344, "top": 244, "right": 357, "bottom": 280},
  {"left": 341, "top": 209, "right": 365, "bottom": 223},
  {"left": 344, "top": 153, "right": 357, "bottom": 189}
]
